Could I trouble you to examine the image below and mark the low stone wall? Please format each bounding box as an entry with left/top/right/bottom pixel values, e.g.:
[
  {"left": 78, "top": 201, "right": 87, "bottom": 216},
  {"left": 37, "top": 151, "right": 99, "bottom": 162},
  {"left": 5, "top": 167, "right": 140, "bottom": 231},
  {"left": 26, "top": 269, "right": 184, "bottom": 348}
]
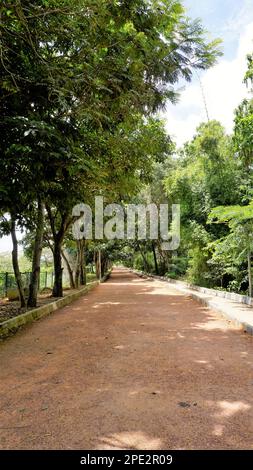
[
  {"left": 0, "top": 272, "right": 110, "bottom": 340},
  {"left": 132, "top": 270, "right": 253, "bottom": 306},
  {"left": 186, "top": 285, "right": 253, "bottom": 306}
]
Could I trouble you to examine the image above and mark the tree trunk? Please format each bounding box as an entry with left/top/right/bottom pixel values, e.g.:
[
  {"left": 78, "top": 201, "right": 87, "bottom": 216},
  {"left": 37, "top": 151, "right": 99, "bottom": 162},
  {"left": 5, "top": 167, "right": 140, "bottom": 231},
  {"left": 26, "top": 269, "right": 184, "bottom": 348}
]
[
  {"left": 98, "top": 250, "right": 102, "bottom": 280},
  {"left": 152, "top": 242, "right": 159, "bottom": 274},
  {"left": 138, "top": 244, "right": 149, "bottom": 272},
  {"left": 61, "top": 249, "right": 75, "bottom": 289},
  {"left": 95, "top": 250, "right": 102, "bottom": 280},
  {"left": 80, "top": 240, "right": 87, "bottom": 286},
  {"left": 101, "top": 255, "right": 106, "bottom": 278},
  {"left": 53, "top": 239, "right": 63, "bottom": 297},
  {"left": 75, "top": 240, "right": 81, "bottom": 288},
  {"left": 10, "top": 216, "right": 26, "bottom": 308},
  {"left": 27, "top": 200, "right": 45, "bottom": 307},
  {"left": 157, "top": 240, "right": 172, "bottom": 275},
  {"left": 248, "top": 250, "right": 252, "bottom": 297},
  {"left": 46, "top": 208, "right": 72, "bottom": 298}
]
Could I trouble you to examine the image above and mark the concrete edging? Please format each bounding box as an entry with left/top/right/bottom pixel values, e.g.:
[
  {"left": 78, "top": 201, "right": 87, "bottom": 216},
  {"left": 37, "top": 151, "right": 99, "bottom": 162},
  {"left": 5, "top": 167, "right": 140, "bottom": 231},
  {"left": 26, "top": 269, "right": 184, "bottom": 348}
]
[
  {"left": 187, "top": 291, "right": 253, "bottom": 336},
  {"left": 145, "top": 273, "right": 252, "bottom": 306},
  {"left": 0, "top": 273, "right": 110, "bottom": 340},
  {"left": 131, "top": 269, "right": 253, "bottom": 336}
]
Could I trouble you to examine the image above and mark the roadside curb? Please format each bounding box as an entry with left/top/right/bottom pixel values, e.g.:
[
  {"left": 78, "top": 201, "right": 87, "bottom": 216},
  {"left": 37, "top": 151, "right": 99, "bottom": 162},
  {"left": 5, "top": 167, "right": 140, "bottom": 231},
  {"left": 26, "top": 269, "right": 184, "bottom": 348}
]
[
  {"left": 188, "top": 292, "right": 253, "bottom": 336},
  {"left": 131, "top": 269, "right": 253, "bottom": 336},
  {"left": 0, "top": 272, "right": 110, "bottom": 340}
]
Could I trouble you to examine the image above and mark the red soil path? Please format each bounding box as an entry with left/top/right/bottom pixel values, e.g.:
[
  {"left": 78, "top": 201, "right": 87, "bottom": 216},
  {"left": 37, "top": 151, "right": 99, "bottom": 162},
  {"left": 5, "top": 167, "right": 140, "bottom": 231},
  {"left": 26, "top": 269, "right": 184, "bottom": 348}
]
[{"left": 0, "top": 268, "right": 253, "bottom": 450}]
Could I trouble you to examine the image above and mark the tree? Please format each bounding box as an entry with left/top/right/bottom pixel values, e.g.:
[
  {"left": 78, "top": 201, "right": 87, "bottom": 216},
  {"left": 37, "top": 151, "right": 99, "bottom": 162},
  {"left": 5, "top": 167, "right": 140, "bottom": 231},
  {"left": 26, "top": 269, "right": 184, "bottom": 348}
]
[
  {"left": 234, "top": 99, "right": 253, "bottom": 172},
  {"left": 208, "top": 203, "right": 253, "bottom": 297},
  {"left": 27, "top": 199, "right": 45, "bottom": 307},
  {"left": 163, "top": 121, "right": 241, "bottom": 285}
]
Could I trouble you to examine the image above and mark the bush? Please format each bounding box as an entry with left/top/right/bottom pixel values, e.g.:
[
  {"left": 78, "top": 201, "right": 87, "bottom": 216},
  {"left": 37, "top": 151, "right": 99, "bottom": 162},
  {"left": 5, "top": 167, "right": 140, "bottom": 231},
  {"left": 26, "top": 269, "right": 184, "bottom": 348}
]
[
  {"left": 133, "top": 252, "right": 155, "bottom": 273},
  {"left": 165, "top": 271, "right": 178, "bottom": 279},
  {"left": 187, "top": 247, "right": 211, "bottom": 287}
]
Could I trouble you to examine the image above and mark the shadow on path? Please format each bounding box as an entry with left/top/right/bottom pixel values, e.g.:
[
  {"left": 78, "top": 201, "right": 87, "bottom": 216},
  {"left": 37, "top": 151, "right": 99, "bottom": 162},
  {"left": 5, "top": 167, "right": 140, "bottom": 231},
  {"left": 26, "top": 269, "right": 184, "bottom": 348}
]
[{"left": 0, "top": 268, "right": 253, "bottom": 450}]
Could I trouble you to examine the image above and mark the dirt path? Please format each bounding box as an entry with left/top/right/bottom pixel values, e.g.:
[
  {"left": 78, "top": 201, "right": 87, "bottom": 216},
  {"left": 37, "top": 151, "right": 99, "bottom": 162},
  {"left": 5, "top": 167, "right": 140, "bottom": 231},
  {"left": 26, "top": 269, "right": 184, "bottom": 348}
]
[{"left": 1, "top": 268, "right": 253, "bottom": 450}]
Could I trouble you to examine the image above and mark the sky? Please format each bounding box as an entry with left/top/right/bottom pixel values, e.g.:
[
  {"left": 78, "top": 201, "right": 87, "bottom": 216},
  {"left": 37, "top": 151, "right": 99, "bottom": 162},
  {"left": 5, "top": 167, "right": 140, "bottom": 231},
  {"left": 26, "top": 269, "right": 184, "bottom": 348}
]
[
  {"left": 1, "top": 1, "right": 253, "bottom": 253},
  {"left": 164, "top": 0, "right": 253, "bottom": 146}
]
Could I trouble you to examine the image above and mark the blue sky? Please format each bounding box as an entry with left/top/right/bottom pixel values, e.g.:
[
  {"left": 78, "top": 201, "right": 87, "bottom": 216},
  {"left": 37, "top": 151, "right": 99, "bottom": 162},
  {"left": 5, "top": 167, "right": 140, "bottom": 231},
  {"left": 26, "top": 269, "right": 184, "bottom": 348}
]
[
  {"left": 163, "top": 0, "right": 253, "bottom": 145},
  {"left": 184, "top": 0, "right": 253, "bottom": 58}
]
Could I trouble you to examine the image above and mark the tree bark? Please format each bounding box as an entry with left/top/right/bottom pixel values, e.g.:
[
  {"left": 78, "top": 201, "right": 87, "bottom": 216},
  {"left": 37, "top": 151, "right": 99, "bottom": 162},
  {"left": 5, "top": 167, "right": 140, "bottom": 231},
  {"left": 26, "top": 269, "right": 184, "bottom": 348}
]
[
  {"left": 94, "top": 250, "right": 102, "bottom": 280},
  {"left": 248, "top": 250, "right": 252, "bottom": 297},
  {"left": 53, "top": 239, "right": 63, "bottom": 297},
  {"left": 10, "top": 216, "right": 26, "bottom": 308},
  {"left": 157, "top": 240, "right": 172, "bottom": 275},
  {"left": 75, "top": 240, "right": 81, "bottom": 288},
  {"left": 27, "top": 200, "right": 45, "bottom": 307},
  {"left": 61, "top": 249, "right": 75, "bottom": 289},
  {"left": 46, "top": 207, "right": 72, "bottom": 298},
  {"left": 80, "top": 240, "right": 87, "bottom": 286},
  {"left": 152, "top": 242, "right": 159, "bottom": 274},
  {"left": 138, "top": 244, "right": 149, "bottom": 272},
  {"left": 98, "top": 249, "right": 102, "bottom": 280}
]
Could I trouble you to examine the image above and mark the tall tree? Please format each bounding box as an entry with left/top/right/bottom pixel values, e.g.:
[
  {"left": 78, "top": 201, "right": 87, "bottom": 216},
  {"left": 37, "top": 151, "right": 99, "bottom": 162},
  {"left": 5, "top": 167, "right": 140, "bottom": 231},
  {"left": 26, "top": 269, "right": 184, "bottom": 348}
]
[
  {"left": 164, "top": 121, "right": 241, "bottom": 285},
  {"left": 208, "top": 203, "right": 253, "bottom": 297}
]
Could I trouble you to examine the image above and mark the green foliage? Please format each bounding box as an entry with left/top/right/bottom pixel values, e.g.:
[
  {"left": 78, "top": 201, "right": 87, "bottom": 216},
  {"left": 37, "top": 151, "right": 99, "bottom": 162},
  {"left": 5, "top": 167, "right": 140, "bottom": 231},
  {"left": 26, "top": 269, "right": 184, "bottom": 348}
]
[
  {"left": 208, "top": 203, "right": 253, "bottom": 295},
  {"left": 244, "top": 53, "right": 253, "bottom": 87},
  {"left": 133, "top": 252, "right": 154, "bottom": 273},
  {"left": 165, "top": 121, "right": 240, "bottom": 219},
  {"left": 208, "top": 202, "right": 253, "bottom": 226},
  {"left": 234, "top": 99, "right": 253, "bottom": 171},
  {"left": 165, "top": 271, "right": 178, "bottom": 280},
  {"left": 0, "top": 0, "right": 222, "bottom": 299},
  {"left": 0, "top": 252, "right": 31, "bottom": 273},
  {"left": 119, "top": 48, "right": 253, "bottom": 294},
  {"left": 185, "top": 222, "right": 212, "bottom": 286},
  {"left": 163, "top": 120, "right": 241, "bottom": 287},
  {"left": 165, "top": 256, "right": 188, "bottom": 279}
]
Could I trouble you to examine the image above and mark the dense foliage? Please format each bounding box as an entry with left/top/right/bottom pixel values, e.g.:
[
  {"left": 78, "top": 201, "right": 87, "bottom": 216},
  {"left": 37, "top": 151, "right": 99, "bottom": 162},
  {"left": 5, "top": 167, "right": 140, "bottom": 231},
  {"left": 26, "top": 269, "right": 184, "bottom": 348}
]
[
  {"left": 122, "top": 54, "right": 253, "bottom": 297},
  {"left": 0, "top": 0, "right": 220, "bottom": 307}
]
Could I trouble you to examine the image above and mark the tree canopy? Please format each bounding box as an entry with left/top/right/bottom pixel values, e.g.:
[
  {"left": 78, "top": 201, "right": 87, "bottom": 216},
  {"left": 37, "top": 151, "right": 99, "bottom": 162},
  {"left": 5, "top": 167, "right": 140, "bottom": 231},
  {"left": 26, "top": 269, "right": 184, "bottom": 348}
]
[{"left": 0, "top": 0, "right": 223, "bottom": 306}]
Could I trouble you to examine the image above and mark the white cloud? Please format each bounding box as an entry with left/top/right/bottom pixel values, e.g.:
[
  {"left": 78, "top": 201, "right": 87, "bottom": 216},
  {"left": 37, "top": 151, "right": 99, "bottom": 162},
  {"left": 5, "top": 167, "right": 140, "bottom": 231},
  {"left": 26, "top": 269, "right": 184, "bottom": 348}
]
[
  {"left": 222, "top": 1, "right": 253, "bottom": 34},
  {"left": 164, "top": 22, "right": 253, "bottom": 147}
]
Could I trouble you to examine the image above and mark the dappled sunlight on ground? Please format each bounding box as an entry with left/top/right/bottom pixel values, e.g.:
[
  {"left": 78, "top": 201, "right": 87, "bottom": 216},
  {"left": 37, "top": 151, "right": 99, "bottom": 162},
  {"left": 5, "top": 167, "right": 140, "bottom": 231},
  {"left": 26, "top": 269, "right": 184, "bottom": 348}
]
[
  {"left": 215, "top": 400, "right": 251, "bottom": 419},
  {"left": 96, "top": 431, "right": 163, "bottom": 450},
  {"left": 95, "top": 302, "right": 121, "bottom": 306},
  {"left": 208, "top": 400, "right": 252, "bottom": 440},
  {"left": 92, "top": 301, "right": 121, "bottom": 309},
  {"left": 191, "top": 314, "right": 240, "bottom": 332},
  {"left": 213, "top": 424, "right": 225, "bottom": 437},
  {"left": 1, "top": 268, "right": 253, "bottom": 450},
  {"left": 136, "top": 286, "right": 184, "bottom": 297}
]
